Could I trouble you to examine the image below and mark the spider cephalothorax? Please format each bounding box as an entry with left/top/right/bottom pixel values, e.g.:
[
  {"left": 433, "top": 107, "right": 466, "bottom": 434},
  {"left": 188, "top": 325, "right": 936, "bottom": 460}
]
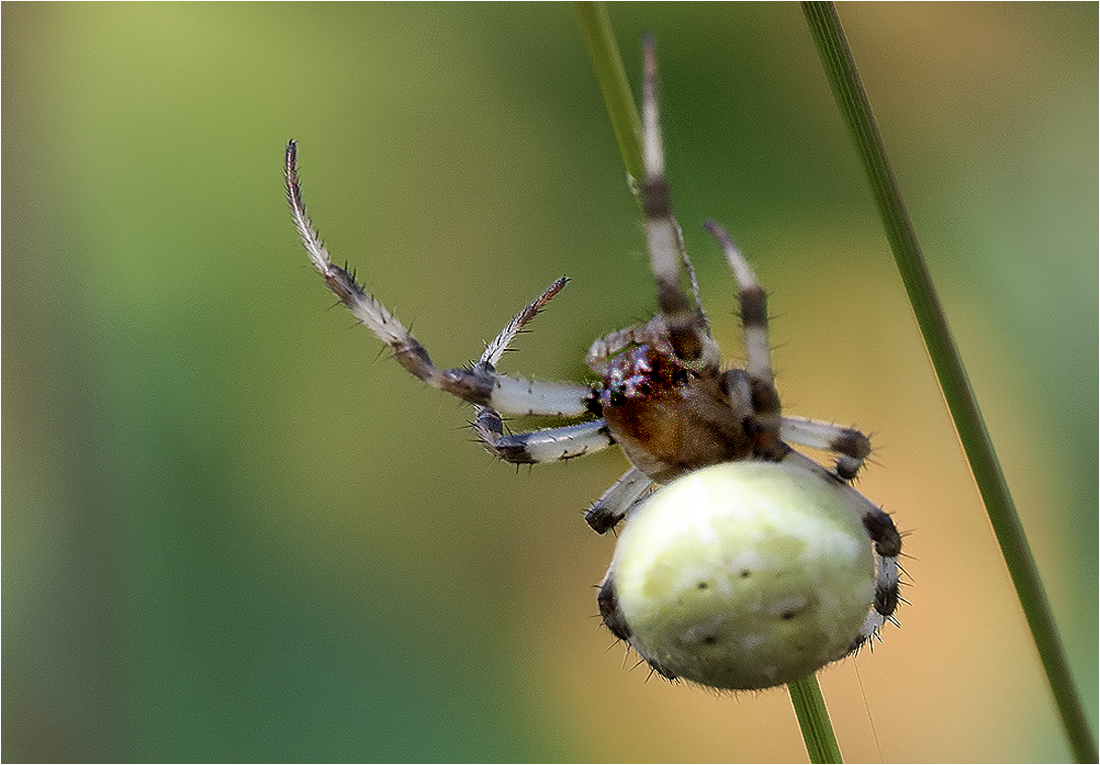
[
  {"left": 590, "top": 315, "right": 777, "bottom": 486},
  {"left": 285, "top": 36, "right": 902, "bottom": 691}
]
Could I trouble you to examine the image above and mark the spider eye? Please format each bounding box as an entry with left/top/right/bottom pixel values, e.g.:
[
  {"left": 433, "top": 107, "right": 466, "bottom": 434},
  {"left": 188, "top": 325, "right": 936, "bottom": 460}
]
[{"left": 608, "top": 461, "right": 875, "bottom": 691}]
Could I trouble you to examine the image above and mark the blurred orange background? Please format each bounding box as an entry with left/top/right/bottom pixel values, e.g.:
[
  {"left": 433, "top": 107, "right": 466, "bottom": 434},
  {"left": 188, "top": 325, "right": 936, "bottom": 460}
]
[{"left": 4, "top": 3, "right": 1096, "bottom": 761}]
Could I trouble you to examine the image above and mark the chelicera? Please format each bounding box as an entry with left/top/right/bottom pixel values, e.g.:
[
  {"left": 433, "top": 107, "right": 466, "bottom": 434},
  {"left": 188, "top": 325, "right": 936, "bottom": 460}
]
[{"left": 285, "top": 36, "right": 901, "bottom": 689}]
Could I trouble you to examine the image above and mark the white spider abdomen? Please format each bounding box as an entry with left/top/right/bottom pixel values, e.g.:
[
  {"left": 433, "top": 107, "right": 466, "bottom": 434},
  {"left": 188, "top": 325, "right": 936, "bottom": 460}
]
[{"left": 609, "top": 460, "right": 874, "bottom": 691}]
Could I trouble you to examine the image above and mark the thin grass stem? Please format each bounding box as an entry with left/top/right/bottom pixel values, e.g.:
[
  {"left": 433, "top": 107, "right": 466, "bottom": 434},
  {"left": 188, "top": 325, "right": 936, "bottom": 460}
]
[
  {"left": 801, "top": 3, "right": 1098, "bottom": 762},
  {"left": 788, "top": 674, "right": 844, "bottom": 763},
  {"left": 573, "top": 1, "right": 644, "bottom": 186}
]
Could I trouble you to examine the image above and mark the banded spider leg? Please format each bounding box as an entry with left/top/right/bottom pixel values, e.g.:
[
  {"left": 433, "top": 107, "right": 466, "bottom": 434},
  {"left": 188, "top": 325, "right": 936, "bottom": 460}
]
[{"left": 286, "top": 141, "right": 614, "bottom": 466}]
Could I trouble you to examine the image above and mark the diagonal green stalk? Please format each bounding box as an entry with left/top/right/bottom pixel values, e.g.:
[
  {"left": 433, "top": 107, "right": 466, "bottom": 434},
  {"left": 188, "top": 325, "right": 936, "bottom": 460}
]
[
  {"left": 574, "top": 4, "right": 843, "bottom": 762},
  {"left": 574, "top": 2, "right": 644, "bottom": 186},
  {"left": 801, "top": 3, "right": 1098, "bottom": 762}
]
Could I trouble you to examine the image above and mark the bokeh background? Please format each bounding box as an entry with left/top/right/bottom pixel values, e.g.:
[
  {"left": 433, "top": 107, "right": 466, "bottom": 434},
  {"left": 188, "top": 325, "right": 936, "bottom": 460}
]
[{"left": 4, "top": 3, "right": 1096, "bottom": 762}]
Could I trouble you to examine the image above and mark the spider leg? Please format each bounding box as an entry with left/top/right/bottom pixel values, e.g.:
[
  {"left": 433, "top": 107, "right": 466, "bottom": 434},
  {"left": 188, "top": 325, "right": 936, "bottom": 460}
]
[
  {"left": 639, "top": 36, "right": 717, "bottom": 370},
  {"left": 466, "top": 277, "right": 610, "bottom": 463},
  {"left": 476, "top": 276, "right": 569, "bottom": 369},
  {"left": 286, "top": 140, "right": 593, "bottom": 417},
  {"left": 853, "top": 503, "right": 903, "bottom": 650},
  {"left": 584, "top": 466, "right": 654, "bottom": 533},
  {"left": 705, "top": 221, "right": 784, "bottom": 460},
  {"left": 784, "top": 451, "right": 902, "bottom": 651},
  {"left": 473, "top": 414, "right": 614, "bottom": 464},
  {"left": 780, "top": 415, "right": 872, "bottom": 480},
  {"left": 595, "top": 567, "right": 678, "bottom": 680}
]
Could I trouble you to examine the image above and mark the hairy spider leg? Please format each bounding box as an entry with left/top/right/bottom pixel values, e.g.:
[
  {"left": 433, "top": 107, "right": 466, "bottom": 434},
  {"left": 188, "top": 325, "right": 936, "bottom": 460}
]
[
  {"left": 465, "top": 275, "right": 615, "bottom": 464},
  {"left": 780, "top": 415, "right": 872, "bottom": 480},
  {"left": 285, "top": 140, "right": 593, "bottom": 418},
  {"left": 476, "top": 276, "right": 569, "bottom": 369},
  {"left": 639, "top": 35, "right": 718, "bottom": 370},
  {"left": 703, "top": 223, "right": 773, "bottom": 385},
  {"left": 781, "top": 451, "right": 902, "bottom": 649},
  {"left": 706, "top": 222, "right": 873, "bottom": 478},
  {"left": 474, "top": 416, "right": 615, "bottom": 464},
  {"left": 584, "top": 466, "right": 654, "bottom": 533},
  {"left": 705, "top": 222, "right": 785, "bottom": 460}
]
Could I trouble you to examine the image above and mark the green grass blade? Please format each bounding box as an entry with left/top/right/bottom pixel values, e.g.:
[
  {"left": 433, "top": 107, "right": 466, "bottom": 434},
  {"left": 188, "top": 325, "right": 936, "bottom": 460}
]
[
  {"left": 573, "top": 1, "right": 644, "bottom": 185},
  {"left": 801, "top": 3, "right": 1098, "bottom": 762},
  {"left": 788, "top": 675, "right": 843, "bottom": 764},
  {"left": 575, "top": 3, "right": 843, "bottom": 761}
]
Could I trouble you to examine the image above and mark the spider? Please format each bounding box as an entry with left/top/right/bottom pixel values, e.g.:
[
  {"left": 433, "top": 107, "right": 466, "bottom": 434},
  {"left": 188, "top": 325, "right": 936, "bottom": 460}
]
[{"left": 285, "top": 36, "right": 901, "bottom": 691}]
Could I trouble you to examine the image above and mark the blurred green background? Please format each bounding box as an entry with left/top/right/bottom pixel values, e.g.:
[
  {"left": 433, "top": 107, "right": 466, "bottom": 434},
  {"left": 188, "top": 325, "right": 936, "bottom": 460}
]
[{"left": 3, "top": 3, "right": 1096, "bottom": 762}]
